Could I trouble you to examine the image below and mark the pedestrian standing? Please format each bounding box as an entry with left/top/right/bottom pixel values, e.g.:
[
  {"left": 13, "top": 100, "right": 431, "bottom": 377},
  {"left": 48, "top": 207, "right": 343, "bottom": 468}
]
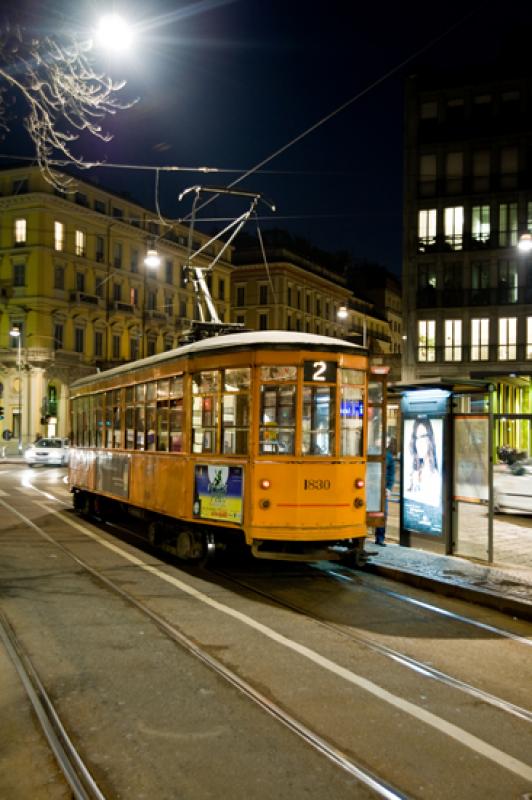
[{"left": 375, "top": 442, "right": 395, "bottom": 546}]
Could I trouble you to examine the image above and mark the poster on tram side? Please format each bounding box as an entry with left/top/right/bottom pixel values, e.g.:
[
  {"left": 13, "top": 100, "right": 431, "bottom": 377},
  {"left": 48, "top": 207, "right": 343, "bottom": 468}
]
[{"left": 193, "top": 465, "right": 244, "bottom": 523}]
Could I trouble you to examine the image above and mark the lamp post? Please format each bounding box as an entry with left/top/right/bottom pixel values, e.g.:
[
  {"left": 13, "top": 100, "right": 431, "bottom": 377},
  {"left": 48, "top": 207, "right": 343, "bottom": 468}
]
[
  {"left": 142, "top": 246, "right": 161, "bottom": 358},
  {"left": 9, "top": 326, "right": 22, "bottom": 454}
]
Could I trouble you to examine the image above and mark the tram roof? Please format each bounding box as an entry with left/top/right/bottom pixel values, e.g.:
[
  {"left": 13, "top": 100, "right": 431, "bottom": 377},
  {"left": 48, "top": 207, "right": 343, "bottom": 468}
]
[{"left": 70, "top": 330, "right": 364, "bottom": 390}]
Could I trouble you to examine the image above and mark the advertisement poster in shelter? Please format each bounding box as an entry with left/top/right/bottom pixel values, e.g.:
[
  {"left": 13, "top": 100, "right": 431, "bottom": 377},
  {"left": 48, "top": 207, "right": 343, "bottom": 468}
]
[
  {"left": 453, "top": 416, "right": 489, "bottom": 502},
  {"left": 402, "top": 416, "right": 443, "bottom": 535},
  {"left": 193, "top": 464, "right": 243, "bottom": 523}
]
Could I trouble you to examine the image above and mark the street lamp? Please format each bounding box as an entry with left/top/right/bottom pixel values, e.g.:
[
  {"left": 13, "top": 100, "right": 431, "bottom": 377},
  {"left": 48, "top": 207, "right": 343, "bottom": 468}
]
[
  {"left": 142, "top": 245, "right": 161, "bottom": 357},
  {"left": 518, "top": 233, "right": 532, "bottom": 253},
  {"left": 9, "top": 326, "right": 22, "bottom": 454},
  {"left": 95, "top": 14, "right": 135, "bottom": 53},
  {"left": 337, "top": 305, "right": 348, "bottom": 320}
]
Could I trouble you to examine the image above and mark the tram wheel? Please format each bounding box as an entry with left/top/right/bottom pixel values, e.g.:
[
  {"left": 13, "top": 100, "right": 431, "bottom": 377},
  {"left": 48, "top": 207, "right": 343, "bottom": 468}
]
[
  {"left": 147, "top": 521, "right": 163, "bottom": 547},
  {"left": 341, "top": 540, "right": 369, "bottom": 569},
  {"left": 74, "top": 491, "right": 93, "bottom": 517}
]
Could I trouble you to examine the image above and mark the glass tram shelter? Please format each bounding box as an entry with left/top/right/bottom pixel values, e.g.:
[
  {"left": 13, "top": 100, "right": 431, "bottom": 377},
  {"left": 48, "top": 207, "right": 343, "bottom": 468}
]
[{"left": 396, "top": 381, "right": 498, "bottom": 562}]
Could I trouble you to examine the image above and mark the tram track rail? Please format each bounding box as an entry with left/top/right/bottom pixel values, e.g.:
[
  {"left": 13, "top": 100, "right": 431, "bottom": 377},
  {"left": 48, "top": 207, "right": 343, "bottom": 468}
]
[
  {"left": 16, "top": 479, "right": 532, "bottom": 726},
  {"left": 0, "top": 497, "right": 409, "bottom": 800},
  {"left": 0, "top": 610, "right": 107, "bottom": 800},
  {"left": 206, "top": 565, "right": 532, "bottom": 725}
]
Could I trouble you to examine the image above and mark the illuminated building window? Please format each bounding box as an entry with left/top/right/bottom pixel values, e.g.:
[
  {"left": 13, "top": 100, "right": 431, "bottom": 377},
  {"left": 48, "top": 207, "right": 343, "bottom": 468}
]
[
  {"left": 498, "top": 317, "right": 517, "bottom": 360},
  {"left": 527, "top": 318, "right": 532, "bottom": 359},
  {"left": 472, "top": 205, "right": 490, "bottom": 243},
  {"left": 418, "top": 209, "right": 437, "bottom": 251},
  {"left": 14, "top": 218, "right": 26, "bottom": 244},
  {"left": 471, "top": 319, "right": 489, "bottom": 362},
  {"left": 417, "top": 319, "right": 435, "bottom": 362},
  {"left": 444, "top": 206, "right": 463, "bottom": 250},
  {"left": 54, "top": 221, "right": 64, "bottom": 252},
  {"left": 444, "top": 319, "right": 462, "bottom": 361},
  {"left": 75, "top": 229, "right": 86, "bottom": 257}
]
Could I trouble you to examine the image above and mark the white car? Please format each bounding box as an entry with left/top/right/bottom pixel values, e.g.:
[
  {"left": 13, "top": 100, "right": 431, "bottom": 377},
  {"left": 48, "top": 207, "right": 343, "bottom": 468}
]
[
  {"left": 493, "top": 462, "right": 532, "bottom": 513},
  {"left": 24, "top": 437, "right": 70, "bottom": 467}
]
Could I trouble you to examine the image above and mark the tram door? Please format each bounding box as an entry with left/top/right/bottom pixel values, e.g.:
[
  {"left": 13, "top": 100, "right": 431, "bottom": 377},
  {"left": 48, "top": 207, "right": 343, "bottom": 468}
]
[{"left": 365, "top": 371, "right": 388, "bottom": 532}]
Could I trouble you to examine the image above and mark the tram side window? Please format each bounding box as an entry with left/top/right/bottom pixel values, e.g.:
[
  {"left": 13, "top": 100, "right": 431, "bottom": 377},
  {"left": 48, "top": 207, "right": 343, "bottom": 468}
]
[
  {"left": 72, "top": 398, "right": 80, "bottom": 445},
  {"left": 88, "top": 395, "right": 95, "bottom": 447},
  {"left": 302, "top": 386, "right": 335, "bottom": 456},
  {"left": 104, "top": 391, "right": 113, "bottom": 447},
  {"left": 222, "top": 368, "right": 250, "bottom": 454},
  {"left": 81, "top": 397, "right": 89, "bottom": 446},
  {"left": 94, "top": 393, "right": 104, "bottom": 448},
  {"left": 169, "top": 376, "right": 184, "bottom": 452},
  {"left": 112, "top": 389, "right": 122, "bottom": 448},
  {"left": 156, "top": 379, "right": 170, "bottom": 451},
  {"left": 135, "top": 405, "right": 145, "bottom": 450},
  {"left": 125, "top": 387, "right": 134, "bottom": 449},
  {"left": 259, "top": 372, "right": 297, "bottom": 455},
  {"left": 145, "top": 382, "right": 156, "bottom": 451},
  {"left": 192, "top": 370, "right": 219, "bottom": 454},
  {"left": 340, "top": 385, "right": 364, "bottom": 456}
]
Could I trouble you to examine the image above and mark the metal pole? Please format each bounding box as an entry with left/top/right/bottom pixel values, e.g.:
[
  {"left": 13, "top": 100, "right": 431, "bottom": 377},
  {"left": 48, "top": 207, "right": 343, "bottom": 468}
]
[{"left": 17, "top": 337, "right": 22, "bottom": 454}]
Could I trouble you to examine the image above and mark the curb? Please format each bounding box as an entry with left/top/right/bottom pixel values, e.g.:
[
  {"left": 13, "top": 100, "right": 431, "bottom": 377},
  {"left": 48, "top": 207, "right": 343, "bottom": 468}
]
[{"left": 364, "top": 561, "right": 532, "bottom": 622}]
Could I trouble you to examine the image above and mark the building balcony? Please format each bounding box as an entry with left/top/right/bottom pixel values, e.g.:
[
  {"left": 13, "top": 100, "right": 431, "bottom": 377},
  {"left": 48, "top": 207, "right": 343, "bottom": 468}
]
[
  {"left": 415, "top": 285, "right": 528, "bottom": 310},
  {"left": 69, "top": 291, "right": 102, "bottom": 307},
  {"left": 145, "top": 309, "right": 167, "bottom": 322},
  {"left": 110, "top": 301, "right": 136, "bottom": 314}
]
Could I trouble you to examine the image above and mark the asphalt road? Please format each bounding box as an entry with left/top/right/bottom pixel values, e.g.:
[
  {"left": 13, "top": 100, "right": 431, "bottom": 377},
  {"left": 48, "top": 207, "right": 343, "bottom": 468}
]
[{"left": 0, "top": 465, "right": 531, "bottom": 799}]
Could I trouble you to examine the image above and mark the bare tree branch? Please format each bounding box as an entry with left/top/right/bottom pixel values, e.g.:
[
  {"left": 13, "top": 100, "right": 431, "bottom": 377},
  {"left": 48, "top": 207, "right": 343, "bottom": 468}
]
[{"left": 0, "top": 25, "right": 136, "bottom": 190}]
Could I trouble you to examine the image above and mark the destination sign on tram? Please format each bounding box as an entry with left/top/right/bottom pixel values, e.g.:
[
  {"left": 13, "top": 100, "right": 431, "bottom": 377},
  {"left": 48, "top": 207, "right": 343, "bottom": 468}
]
[{"left": 303, "top": 360, "right": 337, "bottom": 383}]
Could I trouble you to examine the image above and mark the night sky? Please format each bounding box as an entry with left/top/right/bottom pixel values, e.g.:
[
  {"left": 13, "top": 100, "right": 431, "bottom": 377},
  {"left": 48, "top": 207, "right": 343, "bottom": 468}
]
[{"left": 4, "top": 2, "right": 532, "bottom": 277}]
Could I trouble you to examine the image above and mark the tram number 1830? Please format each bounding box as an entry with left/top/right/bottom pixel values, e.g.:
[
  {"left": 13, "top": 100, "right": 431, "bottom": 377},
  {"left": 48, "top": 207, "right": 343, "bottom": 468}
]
[{"left": 304, "top": 479, "right": 331, "bottom": 491}]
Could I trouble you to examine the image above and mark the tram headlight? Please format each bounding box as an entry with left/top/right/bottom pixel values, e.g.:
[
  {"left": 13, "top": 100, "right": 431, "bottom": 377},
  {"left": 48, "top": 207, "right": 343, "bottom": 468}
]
[
  {"left": 260, "top": 479, "right": 271, "bottom": 489},
  {"left": 354, "top": 478, "right": 365, "bottom": 489}
]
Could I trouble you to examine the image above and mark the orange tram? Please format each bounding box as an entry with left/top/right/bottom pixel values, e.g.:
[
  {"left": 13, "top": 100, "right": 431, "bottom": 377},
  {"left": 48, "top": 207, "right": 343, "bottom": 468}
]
[{"left": 68, "top": 331, "right": 369, "bottom": 563}]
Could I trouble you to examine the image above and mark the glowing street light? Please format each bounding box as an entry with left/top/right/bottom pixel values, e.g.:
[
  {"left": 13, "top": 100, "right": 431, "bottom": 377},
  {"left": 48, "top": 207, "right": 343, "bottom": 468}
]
[
  {"left": 337, "top": 305, "right": 348, "bottom": 320},
  {"left": 144, "top": 248, "right": 161, "bottom": 269},
  {"left": 518, "top": 233, "right": 532, "bottom": 254},
  {"left": 95, "top": 14, "right": 135, "bottom": 53}
]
